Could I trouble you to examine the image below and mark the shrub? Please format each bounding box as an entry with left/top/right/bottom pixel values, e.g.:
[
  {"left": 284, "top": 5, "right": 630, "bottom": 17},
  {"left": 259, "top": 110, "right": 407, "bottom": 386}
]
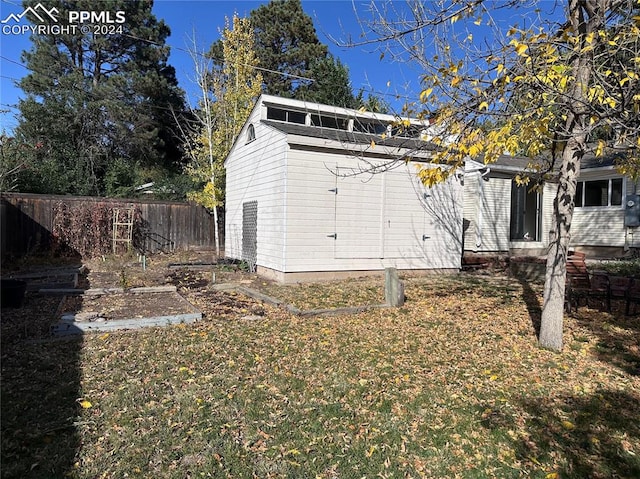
[
  {"left": 591, "top": 258, "right": 640, "bottom": 277},
  {"left": 52, "top": 201, "right": 142, "bottom": 258}
]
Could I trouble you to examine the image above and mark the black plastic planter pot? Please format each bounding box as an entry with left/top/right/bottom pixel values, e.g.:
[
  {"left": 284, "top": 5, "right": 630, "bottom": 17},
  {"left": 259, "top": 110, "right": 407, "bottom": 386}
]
[{"left": 1, "top": 279, "right": 27, "bottom": 308}]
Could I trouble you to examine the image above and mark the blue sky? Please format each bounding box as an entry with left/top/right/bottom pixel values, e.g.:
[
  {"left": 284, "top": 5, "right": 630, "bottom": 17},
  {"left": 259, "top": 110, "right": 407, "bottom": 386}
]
[{"left": 0, "top": 0, "right": 427, "bottom": 134}]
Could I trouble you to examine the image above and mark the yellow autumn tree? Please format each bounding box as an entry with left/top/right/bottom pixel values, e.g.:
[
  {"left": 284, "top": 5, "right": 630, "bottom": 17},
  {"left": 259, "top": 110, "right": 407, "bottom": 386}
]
[
  {"left": 350, "top": 0, "right": 639, "bottom": 350},
  {"left": 185, "top": 15, "right": 263, "bottom": 255}
]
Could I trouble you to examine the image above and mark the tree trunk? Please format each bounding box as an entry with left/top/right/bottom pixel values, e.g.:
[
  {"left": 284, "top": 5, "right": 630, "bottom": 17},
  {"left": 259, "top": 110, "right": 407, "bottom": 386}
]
[
  {"left": 211, "top": 171, "right": 220, "bottom": 258},
  {"left": 539, "top": 140, "right": 582, "bottom": 351},
  {"left": 539, "top": 0, "right": 600, "bottom": 351}
]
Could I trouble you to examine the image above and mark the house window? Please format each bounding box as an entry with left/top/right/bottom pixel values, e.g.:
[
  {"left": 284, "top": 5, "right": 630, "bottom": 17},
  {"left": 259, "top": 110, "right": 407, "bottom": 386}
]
[
  {"left": 392, "top": 125, "right": 422, "bottom": 138},
  {"left": 267, "top": 107, "right": 286, "bottom": 121},
  {"left": 246, "top": 124, "right": 256, "bottom": 143},
  {"left": 575, "top": 178, "right": 623, "bottom": 207},
  {"left": 510, "top": 182, "right": 542, "bottom": 241}
]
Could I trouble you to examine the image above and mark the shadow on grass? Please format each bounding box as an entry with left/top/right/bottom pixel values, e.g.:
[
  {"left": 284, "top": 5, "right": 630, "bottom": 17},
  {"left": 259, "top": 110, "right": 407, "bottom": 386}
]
[
  {"left": 1, "top": 336, "right": 83, "bottom": 478},
  {"left": 572, "top": 307, "right": 640, "bottom": 377},
  {"left": 480, "top": 389, "right": 640, "bottom": 478},
  {"left": 1, "top": 270, "right": 86, "bottom": 477},
  {"left": 515, "top": 277, "right": 542, "bottom": 338},
  {"left": 513, "top": 272, "right": 639, "bottom": 376},
  {"left": 521, "top": 390, "right": 640, "bottom": 478}
]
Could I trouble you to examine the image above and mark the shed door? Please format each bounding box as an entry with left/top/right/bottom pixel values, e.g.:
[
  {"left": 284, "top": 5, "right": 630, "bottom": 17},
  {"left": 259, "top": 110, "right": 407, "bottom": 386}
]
[
  {"left": 419, "top": 180, "right": 463, "bottom": 267},
  {"left": 242, "top": 201, "right": 258, "bottom": 269},
  {"left": 380, "top": 167, "right": 462, "bottom": 266},
  {"left": 334, "top": 168, "right": 383, "bottom": 259},
  {"left": 383, "top": 169, "right": 429, "bottom": 259}
]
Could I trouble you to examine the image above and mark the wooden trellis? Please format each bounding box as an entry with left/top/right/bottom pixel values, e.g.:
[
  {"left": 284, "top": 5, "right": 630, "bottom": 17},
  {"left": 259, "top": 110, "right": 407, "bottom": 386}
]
[{"left": 112, "top": 206, "right": 135, "bottom": 254}]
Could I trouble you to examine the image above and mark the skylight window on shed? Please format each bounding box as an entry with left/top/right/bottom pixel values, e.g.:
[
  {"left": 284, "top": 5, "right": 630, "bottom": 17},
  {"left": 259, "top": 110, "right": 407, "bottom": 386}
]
[
  {"left": 266, "top": 107, "right": 306, "bottom": 124},
  {"left": 392, "top": 124, "right": 424, "bottom": 138},
  {"left": 310, "top": 114, "right": 349, "bottom": 130},
  {"left": 352, "top": 120, "right": 387, "bottom": 135}
]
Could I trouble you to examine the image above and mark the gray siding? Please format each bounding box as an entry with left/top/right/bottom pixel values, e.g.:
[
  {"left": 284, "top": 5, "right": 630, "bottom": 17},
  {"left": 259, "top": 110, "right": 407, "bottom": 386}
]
[{"left": 570, "top": 169, "right": 627, "bottom": 247}]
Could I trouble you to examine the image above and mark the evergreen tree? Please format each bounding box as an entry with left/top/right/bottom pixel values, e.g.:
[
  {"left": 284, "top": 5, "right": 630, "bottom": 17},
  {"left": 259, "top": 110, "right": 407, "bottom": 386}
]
[
  {"left": 297, "top": 55, "right": 356, "bottom": 107},
  {"left": 354, "top": 90, "right": 390, "bottom": 114},
  {"left": 16, "top": 0, "right": 185, "bottom": 196},
  {"left": 0, "top": 132, "right": 36, "bottom": 192},
  {"left": 249, "top": 0, "right": 327, "bottom": 98},
  {"left": 209, "top": 0, "right": 354, "bottom": 104}
]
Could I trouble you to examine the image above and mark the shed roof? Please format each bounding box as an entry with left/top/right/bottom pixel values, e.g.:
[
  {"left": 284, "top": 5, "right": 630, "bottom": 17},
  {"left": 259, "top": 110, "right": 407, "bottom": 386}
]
[{"left": 261, "top": 119, "right": 438, "bottom": 153}]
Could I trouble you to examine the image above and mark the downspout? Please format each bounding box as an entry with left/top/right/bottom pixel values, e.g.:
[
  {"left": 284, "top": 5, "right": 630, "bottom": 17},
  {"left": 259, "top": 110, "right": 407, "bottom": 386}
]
[{"left": 475, "top": 167, "right": 491, "bottom": 249}]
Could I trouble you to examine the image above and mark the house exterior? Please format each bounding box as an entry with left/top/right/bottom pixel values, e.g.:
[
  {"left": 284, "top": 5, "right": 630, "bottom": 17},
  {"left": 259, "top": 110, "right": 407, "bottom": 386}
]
[
  {"left": 463, "top": 153, "right": 640, "bottom": 258},
  {"left": 224, "top": 94, "right": 463, "bottom": 283}
]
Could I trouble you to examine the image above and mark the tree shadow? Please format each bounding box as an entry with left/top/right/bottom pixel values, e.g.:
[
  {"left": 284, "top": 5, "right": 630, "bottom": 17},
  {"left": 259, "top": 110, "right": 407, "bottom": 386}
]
[
  {"left": 1, "top": 198, "right": 54, "bottom": 258},
  {"left": 0, "top": 334, "right": 83, "bottom": 478},
  {"left": 512, "top": 258, "right": 639, "bottom": 376},
  {"left": 1, "top": 265, "right": 86, "bottom": 477},
  {"left": 521, "top": 390, "right": 639, "bottom": 478},
  {"left": 516, "top": 276, "right": 543, "bottom": 338},
  {"left": 476, "top": 283, "right": 640, "bottom": 478},
  {"left": 571, "top": 306, "right": 640, "bottom": 377}
]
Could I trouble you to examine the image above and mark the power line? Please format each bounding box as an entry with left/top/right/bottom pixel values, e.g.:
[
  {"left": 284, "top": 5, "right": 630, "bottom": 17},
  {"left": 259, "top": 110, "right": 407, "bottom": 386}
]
[
  {"left": 0, "top": 22, "right": 424, "bottom": 112},
  {"left": 0, "top": 55, "right": 189, "bottom": 115},
  {"left": 0, "top": 30, "right": 315, "bottom": 83},
  {"left": 0, "top": 75, "right": 21, "bottom": 82},
  {"left": 122, "top": 32, "right": 316, "bottom": 84},
  {"left": 1, "top": 51, "right": 420, "bottom": 112},
  {"left": 0, "top": 2, "right": 425, "bottom": 107},
  {"left": 0, "top": 55, "right": 28, "bottom": 69},
  {"left": 124, "top": 31, "right": 422, "bottom": 105}
]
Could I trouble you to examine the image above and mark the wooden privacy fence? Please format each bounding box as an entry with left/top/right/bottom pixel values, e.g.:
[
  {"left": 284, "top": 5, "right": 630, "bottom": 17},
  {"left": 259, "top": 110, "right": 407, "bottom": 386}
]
[{"left": 1, "top": 193, "right": 216, "bottom": 258}]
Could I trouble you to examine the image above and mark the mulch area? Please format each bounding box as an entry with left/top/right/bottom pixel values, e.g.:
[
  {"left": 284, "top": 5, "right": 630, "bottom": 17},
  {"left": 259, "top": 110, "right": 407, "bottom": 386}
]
[
  {"left": 1, "top": 252, "right": 271, "bottom": 344},
  {"left": 58, "top": 292, "right": 196, "bottom": 322}
]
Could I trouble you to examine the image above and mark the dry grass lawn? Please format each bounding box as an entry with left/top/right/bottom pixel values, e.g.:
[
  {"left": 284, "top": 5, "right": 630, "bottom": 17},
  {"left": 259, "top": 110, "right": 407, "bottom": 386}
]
[{"left": 1, "top": 257, "right": 639, "bottom": 479}]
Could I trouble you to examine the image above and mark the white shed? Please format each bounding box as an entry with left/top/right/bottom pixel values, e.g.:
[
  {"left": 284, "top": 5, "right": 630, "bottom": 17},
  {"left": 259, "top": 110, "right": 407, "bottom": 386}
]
[{"left": 224, "top": 95, "right": 463, "bottom": 282}]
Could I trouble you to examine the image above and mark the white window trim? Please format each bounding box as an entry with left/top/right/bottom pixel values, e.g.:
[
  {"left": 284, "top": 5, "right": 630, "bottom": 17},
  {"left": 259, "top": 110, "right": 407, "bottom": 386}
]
[
  {"left": 575, "top": 177, "right": 625, "bottom": 209},
  {"left": 246, "top": 124, "right": 256, "bottom": 144}
]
